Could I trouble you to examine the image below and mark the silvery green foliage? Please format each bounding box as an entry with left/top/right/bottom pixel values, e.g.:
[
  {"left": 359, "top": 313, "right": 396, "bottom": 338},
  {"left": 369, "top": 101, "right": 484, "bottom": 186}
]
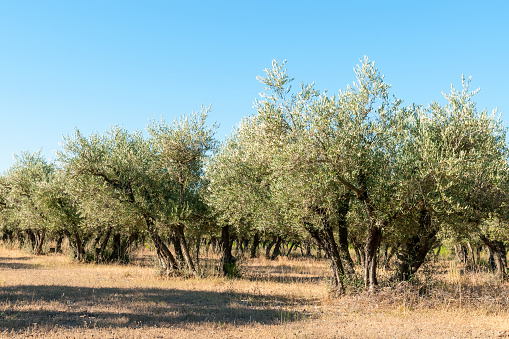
[
  {"left": 59, "top": 126, "right": 176, "bottom": 231},
  {"left": 4, "top": 151, "right": 55, "bottom": 232},
  {"left": 209, "top": 57, "right": 509, "bottom": 286},
  {"left": 147, "top": 106, "right": 217, "bottom": 223}
]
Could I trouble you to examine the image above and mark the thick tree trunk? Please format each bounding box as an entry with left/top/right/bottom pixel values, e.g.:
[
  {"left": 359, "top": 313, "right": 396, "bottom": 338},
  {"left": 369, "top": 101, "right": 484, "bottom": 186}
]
[
  {"left": 171, "top": 233, "right": 185, "bottom": 268},
  {"left": 394, "top": 208, "right": 438, "bottom": 281},
  {"left": 110, "top": 232, "right": 121, "bottom": 261},
  {"left": 466, "top": 242, "right": 476, "bottom": 267},
  {"left": 34, "top": 230, "right": 45, "bottom": 255},
  {"left": 250, "top": 231, "right": 260, "bottom": 258},
  {"left": 64, "top": 229, "right": 83, "bottom": 261},
  {"left": 73, "top": 230, "right": 84, "bottom": 261},
  {"left": 480, "top": 235, "right": 507, "bottom": 280},
  {"left": 221, "top": 225, "right": 237, "bottom": 277},
  {"left": 2, "top": 228, "right": 14, "bottom": 242},
  {"left": 306, "top": 241, "right": 312, "bottom": 256},
  {"left": 26, "top": 229, "right": 36, "bottom": 252}
]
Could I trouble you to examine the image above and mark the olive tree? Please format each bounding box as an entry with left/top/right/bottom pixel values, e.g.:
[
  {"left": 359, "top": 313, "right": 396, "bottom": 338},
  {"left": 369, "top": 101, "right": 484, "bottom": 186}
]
[
  {"left": 2, "top": 151, "right": 55, "bottom": 254},
  {"left": 250, "top": 58, "right": 405, "bottom": 291},
  {"left": 147, "top": 107, "right": 217, "bottom": 277},
  {"left": 59, "top": 127, "right": 184, "bottom": 274}
]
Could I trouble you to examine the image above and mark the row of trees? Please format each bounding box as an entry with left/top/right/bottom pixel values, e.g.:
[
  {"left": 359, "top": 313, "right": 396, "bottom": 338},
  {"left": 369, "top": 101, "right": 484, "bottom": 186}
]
[{"left": 1, "top": 58, "right": 508, "bottom": 294}]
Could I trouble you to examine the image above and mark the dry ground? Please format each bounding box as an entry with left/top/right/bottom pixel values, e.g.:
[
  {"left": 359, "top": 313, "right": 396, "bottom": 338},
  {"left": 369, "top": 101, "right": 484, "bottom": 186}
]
[{"left": 0, "top": 246, "right": 508, "bottom": 338}]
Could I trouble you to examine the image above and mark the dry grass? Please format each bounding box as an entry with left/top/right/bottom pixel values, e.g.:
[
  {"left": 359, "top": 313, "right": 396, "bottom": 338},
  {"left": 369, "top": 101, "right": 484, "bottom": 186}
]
[{"left": 1, "top": 246, "right": 508, "bottom": 338}]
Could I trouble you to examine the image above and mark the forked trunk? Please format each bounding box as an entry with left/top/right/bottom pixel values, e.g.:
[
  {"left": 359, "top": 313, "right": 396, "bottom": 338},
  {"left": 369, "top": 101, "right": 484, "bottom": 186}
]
[
  {"left": 175, "top": 224, "right": 198, "bottom": 277},
  {"left": 270, "top": 236, "right": 283, "bottom": 260},
  {"left": 305, "top": 211, "right": 345, "bottom": 295},
  {"left": 146, "top": 218, "right": 179, "bottom": 276}
]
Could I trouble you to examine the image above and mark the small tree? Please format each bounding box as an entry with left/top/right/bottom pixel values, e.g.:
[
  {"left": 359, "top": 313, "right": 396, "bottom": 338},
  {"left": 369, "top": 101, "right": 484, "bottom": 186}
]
[{"left": 3, "top": 151, "right": 55, "bottom": 254}]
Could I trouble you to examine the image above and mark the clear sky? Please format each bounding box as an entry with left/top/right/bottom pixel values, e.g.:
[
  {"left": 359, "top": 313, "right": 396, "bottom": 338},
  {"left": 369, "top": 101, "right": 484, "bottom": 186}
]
[{"left": 1, "top": 1, "right": 508, "bottom": 173}]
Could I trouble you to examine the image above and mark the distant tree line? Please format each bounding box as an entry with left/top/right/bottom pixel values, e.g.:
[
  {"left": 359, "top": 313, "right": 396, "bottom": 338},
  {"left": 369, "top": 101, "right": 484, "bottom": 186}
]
[{"left": 1, "top": 58, "right": 508, "bottom": 294}]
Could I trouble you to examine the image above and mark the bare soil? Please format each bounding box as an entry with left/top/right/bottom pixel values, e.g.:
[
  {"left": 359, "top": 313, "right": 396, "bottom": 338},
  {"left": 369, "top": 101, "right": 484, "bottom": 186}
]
[{"left": 0, "top": 246, "right": 508, "bottom": 338}]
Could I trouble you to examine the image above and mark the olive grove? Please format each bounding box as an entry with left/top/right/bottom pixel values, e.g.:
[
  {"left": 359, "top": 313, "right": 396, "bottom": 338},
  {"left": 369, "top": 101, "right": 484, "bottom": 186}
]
[{"left": 1, "top": 58, "right": 508, "bottom": 293}]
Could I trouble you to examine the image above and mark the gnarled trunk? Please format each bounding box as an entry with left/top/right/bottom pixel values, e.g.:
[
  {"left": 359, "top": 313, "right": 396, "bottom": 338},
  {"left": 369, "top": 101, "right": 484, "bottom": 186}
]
[
  {"left": 175, "top": 224, "right": 198, "bottom": 277},
  {"left": 480, "top": 235, "right": 507, "bottom": 280},
  {"left": 305, "top": 210, "right": 346, "bottom": 295},
  {"left": 220, "top": 225, "right": 237, "bottom": 277},
  {"left": 394, "top": 208, "right": 438, "bottom": 281},
  {"left": 146, "top": 217, "right": 179, "bottom": 276}
]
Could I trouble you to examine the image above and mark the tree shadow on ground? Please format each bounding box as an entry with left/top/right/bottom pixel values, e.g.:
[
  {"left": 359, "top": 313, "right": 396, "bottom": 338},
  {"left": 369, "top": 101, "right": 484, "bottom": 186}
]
[
  {"left": 244, "top": 274, "right": 323, "bottom": 284},
  {"left": 0, "top": 284, "right": 303, "bottom": 331},
  {"left": 0, "top": 257, "right": 39, "bottom": 270},
  {"left": 243, "top": 264, "right": 325, "bottom": 284}
]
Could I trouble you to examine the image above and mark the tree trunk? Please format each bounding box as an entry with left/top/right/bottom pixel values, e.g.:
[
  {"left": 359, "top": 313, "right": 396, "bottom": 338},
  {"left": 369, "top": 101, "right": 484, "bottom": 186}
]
[
  {"left": 454, "top": 244, "right": 468, "bottom": 264},
  {"left": 394, "top": 208, "right": 438, "bottom": 281},
  {"left": 364, "top": 225, "right": 382, "bottom": 292},
  {"left": 306, "top": 220, "right": 345, "bottom": 295},
  {"left": 26, "top": 229, "right": 36, "bottom": 252},
  {"left": 55, "top": 234, "right": 63, "bottom": 253},
  {"left": 31, "top": 230, "right": 46, "bottom": 255},
  {"left": 384, "top": 245, "right": 398, "bottom": 269},
  {"left": 265, "top": 238, "right": 276, "bottom": 259},
  {"left": 110, "top": 232, "right": 121, "bottom": 261},
  {"left": 286, "top": 242, "right": 297, "bottom": 257},
  {"left": 220, "top": 225, "right": 237, "bottom": 277},
  {"left": 171, "top": 233, "right": 185, "bottom": 268},
  {"left": 73, "top": 230, "right": 84, "bottom": 261},
  {"left": 1, "top": 228, "right": 13, "bottom": 242},
  {"left": 270, "top": 236, "right": 283, "bottom": 260},
  {"left": 195, "top": 234, "right": 201, "bottom": 267},
  {"left": 146, "top": 218, "right": 178, "bottom": 276},
  {"left": 480, "top": 235, "right": 507, "bottom": 280},
  {"left": 336, "top": 194, "right": 355, "bottom": 275},
  {"left": 96, "top": 226, "right": 112, "bottom": 263},
  {"left": 338, "top": 221, "right": 355, "bottom": 275},
  {"left": 306, "top": 241, "right": 312, "bottom": 257},
  {"left": 250, "top": 231, "right": 260, "bottom": 258},
  {"left": 354, "top": 244, "right": 364, "bottom": 266},
  {"left": 175, "top": 224, "right": 198, "bottom": 277}
]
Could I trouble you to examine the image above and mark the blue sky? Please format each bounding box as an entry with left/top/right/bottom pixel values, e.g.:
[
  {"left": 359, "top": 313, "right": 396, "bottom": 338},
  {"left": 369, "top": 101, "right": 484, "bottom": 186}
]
[{"left": 1, "top": 1, "right": 508, "bottom": 173}]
